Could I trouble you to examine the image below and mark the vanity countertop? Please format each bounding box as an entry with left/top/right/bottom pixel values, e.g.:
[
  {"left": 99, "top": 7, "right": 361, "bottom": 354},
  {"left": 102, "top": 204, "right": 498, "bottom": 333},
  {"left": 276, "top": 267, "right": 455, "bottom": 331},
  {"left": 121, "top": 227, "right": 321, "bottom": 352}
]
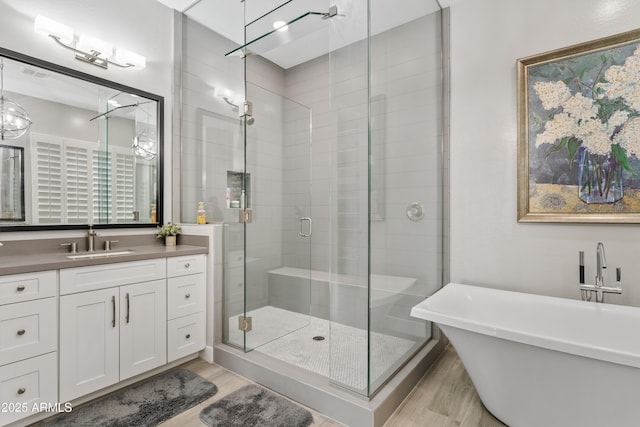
[{"left": 0, "top": 235, "right": 208, "bottom": 276}]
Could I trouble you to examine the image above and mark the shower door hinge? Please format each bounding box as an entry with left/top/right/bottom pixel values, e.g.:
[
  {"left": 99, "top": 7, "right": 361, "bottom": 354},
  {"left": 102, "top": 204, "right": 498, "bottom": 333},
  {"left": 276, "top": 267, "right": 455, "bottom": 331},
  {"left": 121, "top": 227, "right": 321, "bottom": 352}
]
[
  {"left": 238, "top": 315, "right": 252, "bottom": 332},
  {"left": 323, "top": 5, "right": 338, "bottom": 19},
  {"left": 238, "top": 208, "right": 253, "bottom": 224},
  {"left": 239, "top": 101, "right": 252, "bottom": 118}
]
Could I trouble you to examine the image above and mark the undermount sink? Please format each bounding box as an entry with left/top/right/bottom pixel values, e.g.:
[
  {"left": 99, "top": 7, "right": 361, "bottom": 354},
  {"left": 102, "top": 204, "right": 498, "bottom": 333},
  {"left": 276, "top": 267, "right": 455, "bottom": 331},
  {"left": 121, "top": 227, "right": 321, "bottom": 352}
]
[{"left": 67, "top": 250, "right": 136, "bottom": 260}]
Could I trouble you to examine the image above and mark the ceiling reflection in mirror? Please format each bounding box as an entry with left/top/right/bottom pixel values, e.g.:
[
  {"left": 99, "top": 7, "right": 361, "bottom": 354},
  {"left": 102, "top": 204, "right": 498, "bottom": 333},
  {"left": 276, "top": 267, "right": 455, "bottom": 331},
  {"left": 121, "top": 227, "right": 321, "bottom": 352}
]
[{"left": 0, "top": 48, "right": 162, "bottom": 230}]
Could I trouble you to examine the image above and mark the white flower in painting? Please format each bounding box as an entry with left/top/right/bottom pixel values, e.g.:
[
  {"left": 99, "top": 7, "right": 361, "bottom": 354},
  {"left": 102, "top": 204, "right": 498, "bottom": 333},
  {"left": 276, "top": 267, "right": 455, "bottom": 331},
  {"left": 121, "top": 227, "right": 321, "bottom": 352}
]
[
  {"left": 534, "top": 93, "right": 624, "bottom": 154},
  {"left": 575, "top": 119, "right": 613, "bottom": 155},
  {"left": 561, "top": 93, "right": 598, "bottom": 121},
  {"left": 609, "top": 110, "right": 630, "bottom": 128},
  {"left": 534, "top": 81, "right": 572, "bottom": 110},
  {"left": 536, "top": 113, "right": 577, "bottom": 146},
  {"left": 614, "top": 116, "right": 640, "bottom": 155},
  {"left": 596, "top": 46, "right": 640, "bottom": 111}
]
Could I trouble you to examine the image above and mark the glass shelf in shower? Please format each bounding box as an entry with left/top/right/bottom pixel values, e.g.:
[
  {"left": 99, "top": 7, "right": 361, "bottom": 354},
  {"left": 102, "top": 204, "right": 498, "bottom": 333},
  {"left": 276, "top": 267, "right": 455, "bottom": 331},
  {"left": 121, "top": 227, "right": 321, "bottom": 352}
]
[{"left": 225, "top": 7, "right": 336, "bottom": 58}]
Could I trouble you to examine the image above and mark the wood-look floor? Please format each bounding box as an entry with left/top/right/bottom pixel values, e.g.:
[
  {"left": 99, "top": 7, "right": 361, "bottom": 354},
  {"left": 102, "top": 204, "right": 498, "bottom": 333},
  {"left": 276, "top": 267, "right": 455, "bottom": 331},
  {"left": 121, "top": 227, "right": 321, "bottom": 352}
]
[{"left": 160, "top": 344, "right": 506, "bottom": 427}]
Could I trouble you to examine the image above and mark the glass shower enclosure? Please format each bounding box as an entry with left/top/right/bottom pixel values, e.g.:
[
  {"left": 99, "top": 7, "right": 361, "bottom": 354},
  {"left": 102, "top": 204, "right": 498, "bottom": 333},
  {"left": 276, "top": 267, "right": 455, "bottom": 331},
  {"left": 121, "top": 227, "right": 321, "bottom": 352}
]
[
  {"left": 224, "top": 83, "right": 313, "bottom": 353},
  {"left": 180, "top": 0, "right": 444, "bottom": 398}
]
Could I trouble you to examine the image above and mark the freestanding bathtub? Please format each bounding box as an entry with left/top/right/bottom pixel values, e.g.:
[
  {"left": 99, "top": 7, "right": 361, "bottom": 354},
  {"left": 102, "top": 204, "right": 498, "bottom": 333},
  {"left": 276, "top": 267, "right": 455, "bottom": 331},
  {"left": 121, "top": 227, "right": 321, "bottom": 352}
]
[{"left": 411, "top": 282, "right": 640, "bottom": 427}]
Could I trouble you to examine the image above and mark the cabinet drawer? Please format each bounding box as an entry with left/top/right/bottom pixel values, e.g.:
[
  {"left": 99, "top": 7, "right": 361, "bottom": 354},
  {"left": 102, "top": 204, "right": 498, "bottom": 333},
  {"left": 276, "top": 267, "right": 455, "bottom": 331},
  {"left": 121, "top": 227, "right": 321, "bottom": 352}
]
[
  {"left": 0, "top": 271, "right": 56, "bottom": 306},
  {"left": 0, "top": 352, "right": 58, "bottom": 425},
  {"left": 0, "top": 298, "right": 57, "bottom": 366},
  {"left": 167, "top": 254, "right": 205, "bottom": 278},
  {"left": 167, "top": 273, "right": 205, "bottom": 320},
  {"left": 60, "top": 258, "right": 166, "bottom": 294},
  {"left": 167, "top": 312, "right": 205, "bottom": 362}
]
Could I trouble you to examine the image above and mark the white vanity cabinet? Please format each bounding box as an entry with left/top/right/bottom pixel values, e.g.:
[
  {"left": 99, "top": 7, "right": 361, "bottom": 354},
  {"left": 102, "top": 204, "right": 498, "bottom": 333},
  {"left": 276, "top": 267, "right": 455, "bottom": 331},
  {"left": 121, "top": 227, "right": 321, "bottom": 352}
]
[
  {"left": 0, "top": 270, "right": 57, "bottom": 426},
  {"left": 59, "top": 259, "right": 167, "bottom": 402},
  {"left": 167, "top": 255, "right": 206, "bottom": 362}
]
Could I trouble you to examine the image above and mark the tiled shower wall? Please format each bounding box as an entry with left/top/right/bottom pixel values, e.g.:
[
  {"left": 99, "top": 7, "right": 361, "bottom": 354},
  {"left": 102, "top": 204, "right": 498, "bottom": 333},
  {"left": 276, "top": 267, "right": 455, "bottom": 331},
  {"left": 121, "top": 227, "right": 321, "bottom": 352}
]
[
  {"left": 284, "top": 13, "right": 444, "bottom": 298},
  {"left": 179, "top": 17, "right": 287, "bottom": 311},
  {"left": 178, "top": 11, "right": 444, "bottom": 317}
]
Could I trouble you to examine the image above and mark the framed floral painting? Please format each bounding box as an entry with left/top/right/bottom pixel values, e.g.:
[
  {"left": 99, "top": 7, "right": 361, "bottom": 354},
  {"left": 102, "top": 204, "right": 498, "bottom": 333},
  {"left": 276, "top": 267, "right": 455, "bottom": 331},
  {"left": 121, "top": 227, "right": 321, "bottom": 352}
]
[{"left": 518, "top": 29, "right": 640, "bottom": 223}]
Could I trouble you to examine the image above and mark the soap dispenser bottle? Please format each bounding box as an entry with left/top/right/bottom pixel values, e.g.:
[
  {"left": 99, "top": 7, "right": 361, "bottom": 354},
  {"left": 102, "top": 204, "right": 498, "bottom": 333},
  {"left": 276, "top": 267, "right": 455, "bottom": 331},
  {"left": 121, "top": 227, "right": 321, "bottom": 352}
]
[{"left": 197, "top": 201, "right": 206, "bottom": 224}]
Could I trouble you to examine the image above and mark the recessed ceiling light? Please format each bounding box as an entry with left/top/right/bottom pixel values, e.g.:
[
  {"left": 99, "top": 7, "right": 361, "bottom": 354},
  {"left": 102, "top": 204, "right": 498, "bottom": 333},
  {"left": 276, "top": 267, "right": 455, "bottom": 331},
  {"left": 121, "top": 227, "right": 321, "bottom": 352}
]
[{"left": 273, "top": 21, "right": 289, "bottom": 32}]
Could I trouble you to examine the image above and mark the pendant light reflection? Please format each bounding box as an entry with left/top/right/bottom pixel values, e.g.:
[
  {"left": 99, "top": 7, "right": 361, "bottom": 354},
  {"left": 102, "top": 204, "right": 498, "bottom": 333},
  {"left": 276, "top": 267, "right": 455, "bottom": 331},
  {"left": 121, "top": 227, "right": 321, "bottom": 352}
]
[
  {"left": 132, "top": 98, "right": 157, "bottom": 160},
  {"left": 133, "top": 129, "right": 156, "bottom": 160},
  {"left": 0, "top": 59, "right": 32, "bottom": 141}
]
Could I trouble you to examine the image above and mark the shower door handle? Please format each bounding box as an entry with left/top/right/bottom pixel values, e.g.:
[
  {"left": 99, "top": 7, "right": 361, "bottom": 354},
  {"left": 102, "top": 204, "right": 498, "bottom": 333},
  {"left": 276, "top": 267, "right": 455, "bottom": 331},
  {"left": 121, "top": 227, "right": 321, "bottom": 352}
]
[{"left": 299, "top": 217, "right": 312, "bottom": 237}]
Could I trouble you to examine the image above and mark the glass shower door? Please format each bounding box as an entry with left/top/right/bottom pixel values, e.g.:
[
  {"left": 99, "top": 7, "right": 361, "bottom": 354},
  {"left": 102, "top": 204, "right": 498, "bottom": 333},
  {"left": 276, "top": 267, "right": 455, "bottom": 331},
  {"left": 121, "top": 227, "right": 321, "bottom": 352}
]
[{"left": 242, "top": 82, "right": 313, "bottom": 352}]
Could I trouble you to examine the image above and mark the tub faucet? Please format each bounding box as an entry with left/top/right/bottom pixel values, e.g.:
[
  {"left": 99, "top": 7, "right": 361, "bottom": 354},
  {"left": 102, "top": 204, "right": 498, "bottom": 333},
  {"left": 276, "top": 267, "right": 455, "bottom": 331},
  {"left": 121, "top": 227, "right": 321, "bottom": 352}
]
[
  {"left": 596, "top": 242, "right": 607, "bottom": 287},
  {"left": 578, "top": 242, "right": 621, "bottom": 303}
]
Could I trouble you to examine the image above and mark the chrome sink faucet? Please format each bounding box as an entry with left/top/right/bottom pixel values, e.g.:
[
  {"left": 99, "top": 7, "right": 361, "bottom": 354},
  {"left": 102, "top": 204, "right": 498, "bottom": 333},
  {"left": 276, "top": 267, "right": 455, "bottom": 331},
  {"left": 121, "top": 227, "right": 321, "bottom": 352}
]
[
  {"left": 579, "top": 242, "right": 621, "bottom": 303},
  {"left": 87, "top": 225, "right": 97, "bottom": 252}
]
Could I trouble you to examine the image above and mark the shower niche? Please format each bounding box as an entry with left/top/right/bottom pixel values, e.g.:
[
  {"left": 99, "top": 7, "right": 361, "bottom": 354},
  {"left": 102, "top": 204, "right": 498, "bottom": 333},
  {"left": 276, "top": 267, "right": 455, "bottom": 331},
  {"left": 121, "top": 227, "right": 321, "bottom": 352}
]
[{"left": 226, "top": 171, "right": 251, "bottom": 209}]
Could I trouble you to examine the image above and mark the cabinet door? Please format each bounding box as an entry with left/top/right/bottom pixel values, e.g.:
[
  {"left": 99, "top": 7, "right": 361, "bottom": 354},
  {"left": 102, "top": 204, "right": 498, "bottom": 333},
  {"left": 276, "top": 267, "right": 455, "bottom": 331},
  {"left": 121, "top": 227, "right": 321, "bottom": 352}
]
[
  {"left": 120, "top": 280, "right": 167, "bottom": 380},
  {"left": 59, "top": 288, "right": 119, "bottom": 402}
]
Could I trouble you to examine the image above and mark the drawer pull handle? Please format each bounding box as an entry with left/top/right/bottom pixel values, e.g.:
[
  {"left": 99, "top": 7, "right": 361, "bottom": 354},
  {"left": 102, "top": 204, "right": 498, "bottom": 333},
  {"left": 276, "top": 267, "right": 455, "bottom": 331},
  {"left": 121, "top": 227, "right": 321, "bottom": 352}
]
[
  {"left": 185, "top": 293, "right": 191, "bottom": 299},
  {"left": 112, "top": 296, "right": 116, "bottom": 328},
  {"left": 126, "top": 293, "right": 130, "bottom": 324},
  {"left": 184, "top": 263, "right": 191, "bottom": 269},
  {"left": 185, "top": 334, "right": 191, "bottom": 339},
  {"left": 17, "top": 387, "right": 26, "bottom": 395},
  {"left": 17, "top": 329, "right": 26, "bottom": 336},
  {"left": 16, "top": 285, "right": 25, "bottom": 292}
]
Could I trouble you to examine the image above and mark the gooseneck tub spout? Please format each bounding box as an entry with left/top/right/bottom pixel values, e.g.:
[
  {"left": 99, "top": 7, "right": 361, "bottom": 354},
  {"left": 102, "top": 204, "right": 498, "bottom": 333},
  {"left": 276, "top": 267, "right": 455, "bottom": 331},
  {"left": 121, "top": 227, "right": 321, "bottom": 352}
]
[{"left": 596, "top": 241, "right": 607, "bottom": 287}]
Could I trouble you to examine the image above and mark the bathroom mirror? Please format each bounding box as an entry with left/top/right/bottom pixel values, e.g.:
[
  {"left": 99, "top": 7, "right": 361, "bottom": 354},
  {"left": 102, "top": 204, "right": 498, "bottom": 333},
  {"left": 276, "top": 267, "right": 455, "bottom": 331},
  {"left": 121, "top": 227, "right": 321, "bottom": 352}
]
[
  {"left": 0, "top": 47, "right": 163, "bottom": 231},
  {"left": 0, "top": 144, "right": 25, "bottom": 222}
]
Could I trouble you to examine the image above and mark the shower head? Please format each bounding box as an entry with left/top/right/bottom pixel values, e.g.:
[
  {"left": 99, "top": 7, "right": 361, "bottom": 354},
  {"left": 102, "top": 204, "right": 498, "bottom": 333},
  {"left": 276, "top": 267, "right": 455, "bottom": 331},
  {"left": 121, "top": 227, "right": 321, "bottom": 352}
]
[{"left": 222, "top": 96, "right": 239, "bottom": 112}]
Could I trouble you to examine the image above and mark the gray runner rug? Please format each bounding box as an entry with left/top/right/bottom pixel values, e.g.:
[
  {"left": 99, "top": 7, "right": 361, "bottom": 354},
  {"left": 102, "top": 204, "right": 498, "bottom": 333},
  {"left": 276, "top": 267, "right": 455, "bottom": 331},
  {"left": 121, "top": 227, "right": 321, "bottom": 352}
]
[
  {"left": 199, "top": 384, "right": 314, "bottom": 427},
  {"left": 43, "top": 368, "right": 218, "bottom": 427}
]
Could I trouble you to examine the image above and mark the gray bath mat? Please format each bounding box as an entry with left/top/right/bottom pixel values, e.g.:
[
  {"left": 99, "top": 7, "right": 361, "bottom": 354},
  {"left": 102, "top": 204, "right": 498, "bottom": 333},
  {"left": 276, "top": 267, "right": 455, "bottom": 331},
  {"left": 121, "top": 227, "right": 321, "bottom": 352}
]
[
  {"left": 199, "top": 384, "right": 314, "bottom": 427},
  {"left": 43, "top": 368, "right": 218, "bottom": 426}
]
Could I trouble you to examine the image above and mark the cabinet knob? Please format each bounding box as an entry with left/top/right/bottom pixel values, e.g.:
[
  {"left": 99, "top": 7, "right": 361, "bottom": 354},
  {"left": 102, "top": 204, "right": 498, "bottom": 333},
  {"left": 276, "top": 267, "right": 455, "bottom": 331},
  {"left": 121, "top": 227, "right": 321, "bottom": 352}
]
[
  {"left": 184, "top": 263, "right": 190, "bottom": 269},
  {"left": 17, "top": 387, "right": 26, "bottom": 395},
  {"left": 16, "top": 285, "right": 25, "bottom": 292},
  {"left": 185, "top": 334, "right": 191, "bottom": 339},
  {"left": 17, "top": 329, "right": 26, "bottom": 336},
  {"left": 185, "top": 293, "right": 191, "bottom": 299}
]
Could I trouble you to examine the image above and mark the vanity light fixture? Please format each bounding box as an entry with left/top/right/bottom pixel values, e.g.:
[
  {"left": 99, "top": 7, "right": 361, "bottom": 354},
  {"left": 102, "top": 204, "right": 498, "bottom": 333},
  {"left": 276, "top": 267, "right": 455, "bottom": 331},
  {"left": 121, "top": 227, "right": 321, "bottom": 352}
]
[
  {"left": 0, "top": 59, "right": 32, "bottom": 141},
  {"left": 34, "top": 15, "right": 146, "bottom": 70}
]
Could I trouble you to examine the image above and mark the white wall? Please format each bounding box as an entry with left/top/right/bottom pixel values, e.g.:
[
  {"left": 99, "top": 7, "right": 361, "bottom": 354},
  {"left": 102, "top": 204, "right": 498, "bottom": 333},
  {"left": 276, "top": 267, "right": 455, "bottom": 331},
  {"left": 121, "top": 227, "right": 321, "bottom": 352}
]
[
  {"left": 449, "top": 0, "right": 640, "bottom": 305},
  {"left": 0, "top": 0, "right": 174, "bottom": 239}
]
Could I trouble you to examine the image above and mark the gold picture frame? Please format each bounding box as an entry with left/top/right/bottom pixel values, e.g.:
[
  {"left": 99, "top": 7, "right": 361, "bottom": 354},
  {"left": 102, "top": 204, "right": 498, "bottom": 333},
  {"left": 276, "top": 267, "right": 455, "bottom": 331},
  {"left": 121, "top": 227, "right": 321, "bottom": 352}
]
[{"left": 518, "top": 28, "right": 640, "bottom": 223}]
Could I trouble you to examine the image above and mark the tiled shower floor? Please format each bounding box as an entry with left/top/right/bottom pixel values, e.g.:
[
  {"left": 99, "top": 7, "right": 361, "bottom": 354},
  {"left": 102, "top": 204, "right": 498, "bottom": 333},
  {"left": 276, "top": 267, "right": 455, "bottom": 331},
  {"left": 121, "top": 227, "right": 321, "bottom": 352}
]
[{"left": 228, "top": 306, "right": 418, "bottom": 392}]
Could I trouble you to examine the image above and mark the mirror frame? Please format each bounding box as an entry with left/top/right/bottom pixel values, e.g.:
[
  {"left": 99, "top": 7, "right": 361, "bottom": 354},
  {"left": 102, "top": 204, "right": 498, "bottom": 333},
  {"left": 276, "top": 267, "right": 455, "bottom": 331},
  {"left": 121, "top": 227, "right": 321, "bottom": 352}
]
[{"left": 0, "top": 46, "right": 164, "bottom": 232}]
